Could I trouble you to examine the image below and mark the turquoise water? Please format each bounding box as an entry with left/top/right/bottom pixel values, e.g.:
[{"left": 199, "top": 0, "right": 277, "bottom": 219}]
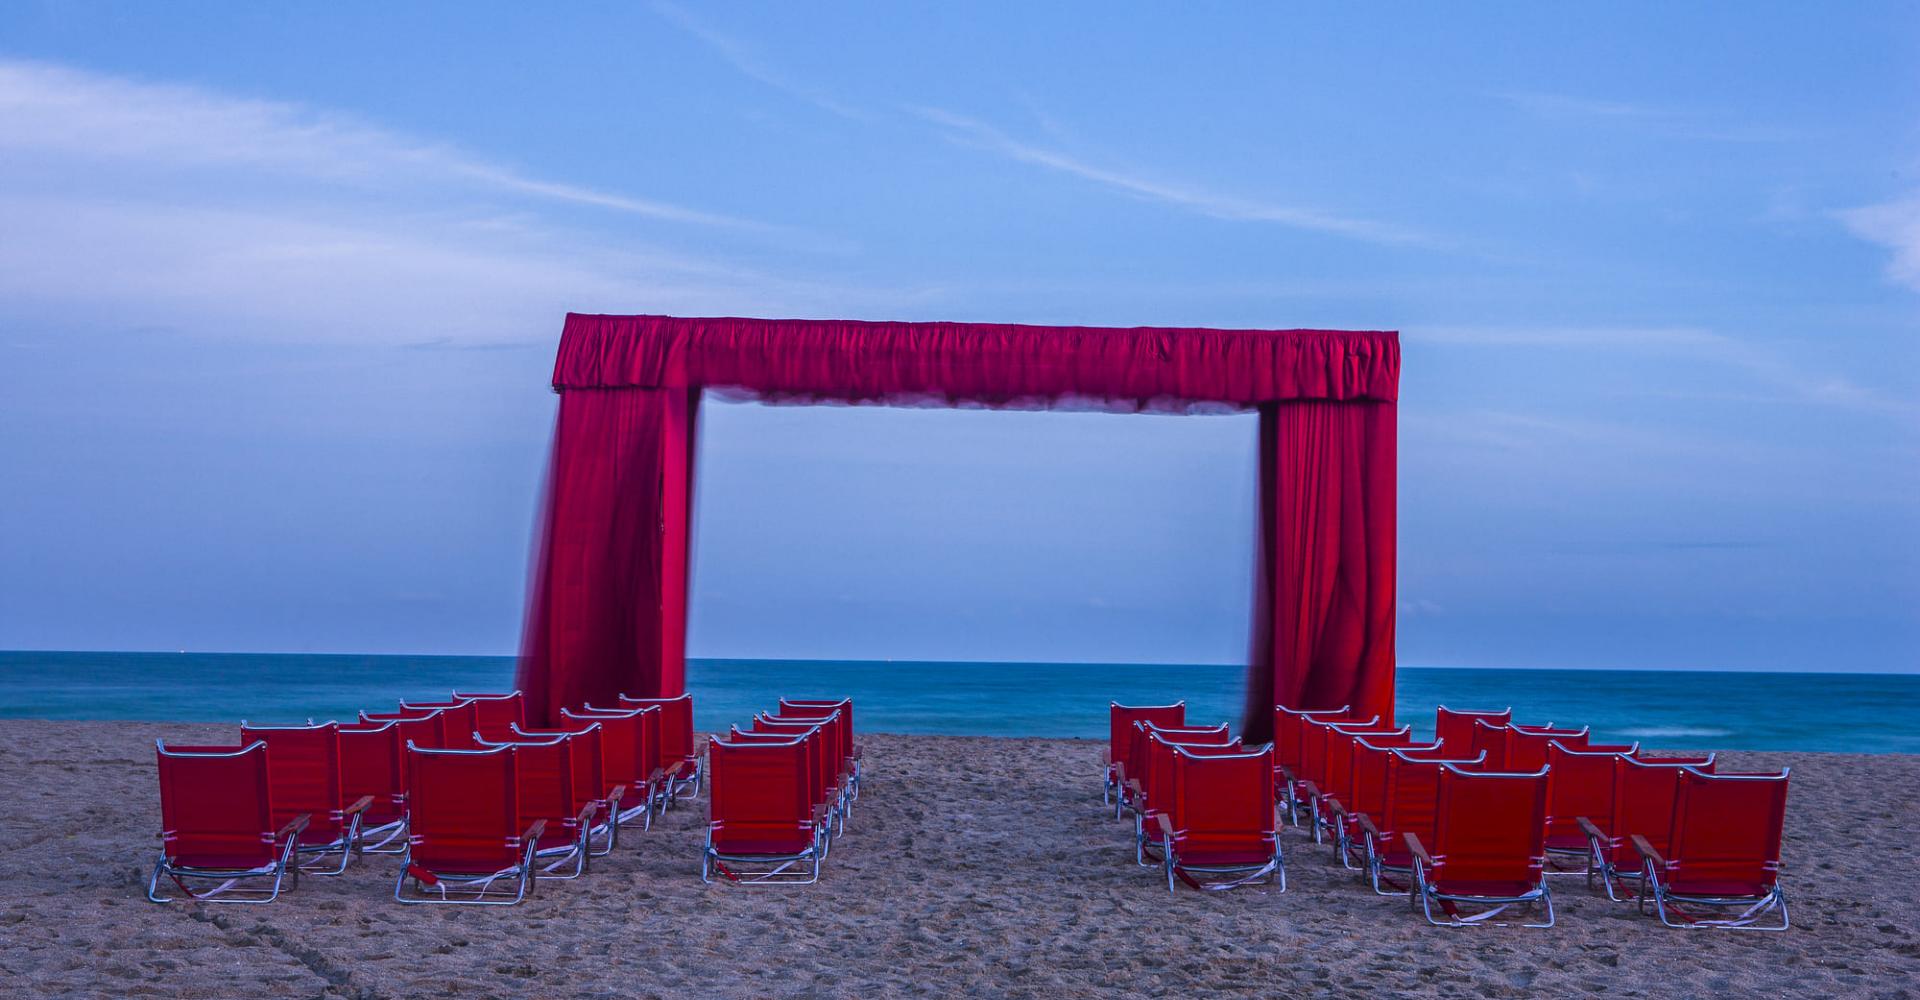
[{"left": 2, "top": 651, "right": 1915, "bottom": 753}]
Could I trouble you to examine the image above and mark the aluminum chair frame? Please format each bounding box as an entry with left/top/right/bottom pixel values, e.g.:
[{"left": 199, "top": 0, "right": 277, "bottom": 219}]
[
  {"left": 1633, "top": 767, "right": 1790, "bottom": 931},
  {"left": 148, "top": 740, "right": 309, "bottom": 904},
  {"left": 1154, "top": 743, "right": 1285, "bottom": 893},
  {"left": 1405, "top": 764, "right": 1554, "bottom": 929},
  {"left": 393, "top": 742, "right": 545, "bottom": 906},
  {"left": 702, "top": 735, "right": 824, "bottom": 886}
]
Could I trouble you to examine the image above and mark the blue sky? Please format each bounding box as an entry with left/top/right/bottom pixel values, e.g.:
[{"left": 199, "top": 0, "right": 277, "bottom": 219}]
[{"left": 0, "top": 3, "right": 1914, "bottom": 671}]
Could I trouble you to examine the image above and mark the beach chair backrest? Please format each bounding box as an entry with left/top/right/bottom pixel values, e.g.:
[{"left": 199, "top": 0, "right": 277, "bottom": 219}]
[
  {"left": 1110, "top": 702, "right": 1185, "bottom": 775},
  {"left": 562, "top": 706, "right": 657, "bottom": 810},
  {"left": 775, "top": 698, "right": 852, "bottom": 767},
  {"left": 1506, "top": 726, "right": 1589, "bottom": 772},
  {"left": 1430, "top": 765, "right": 1549, "bottom": 891},
  {"left": 364, "top": 709, "right": 445, "bottom": 750},
  {"left": 1272, "top": 704, "right": 1351, "bottom": 775},
  {"left": 513, "top": 718, "right": 608, "bottom": 804},
  {"left": 1169, "top": 745, "right": 1276, "bottom": 854},
  {"left": 1300, "top": 714, "right": 1378, "bottom": 788},
  {"left": 453, "top": 691, "right": 525, "bottom": 741},
  {"left": 1350, "top": 738, "right": 1439, "bottom": 822},
  {"left": 241, "top": 721, "right": 345, "bottom": 841},
  {"left": 406, "top": 743, "right": 522, "bottom": 872},
  {"left": 1608, "top": 753, "right": 1718, "bottom": 865},
  {"left": 1131, "top": 723, "right": 1230, "bottom": 783},
  {"left": 1471, "top": 721, "right": 1511, "bottom": 771},
  {"left": 763, "top": 711, "right": 849, "bottom": 774},
  {"left": 1544, "top": 740, "right": 1633, "bottom": 845},
  {"left": 335, "top": 720, "right": 405, "bottom": 822},
  {"left": 730, "top": 726, "right": 825, "bottom": 810},
  {"left": 1434, "top": 707, "right": 1511, "bottom": 754},
  {"left": 1665, "top": 768, "right": 1789, "bottom": 895},
  {"left": 480, "top": 733, "right": 575, "bottom": 843},
  {"left": 1378, "top": 749, "right": 1485, "bottom": 863},
  {"left": 401, "top": 700, "right": 482, "bottom": 750},
  {"left": 756, "top": 715, "right": 839, "bottom": 802},
  {"left": 1143, "top": 732, "right": 1244, "bottom": 815},
  {"left": 155, "top": 741, "right": 276, "bottom": 868},
  {"left": 1325, "top": 723, "right": 1412, "bottom": 804},
  {"left": 708, "top": 736, "right": 813, "bottom": 852},
  {"left": 622, "top": 693, "right": 697, "bottom": 767}
]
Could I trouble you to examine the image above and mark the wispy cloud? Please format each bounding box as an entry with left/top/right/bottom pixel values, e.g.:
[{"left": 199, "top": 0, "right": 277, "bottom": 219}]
[
  {"left": 0, "top": 59, "right": 904, "bottom": 346},
  {"left": 1839, "top": 195, "right": 1920, "bottom": 294},
  {"left": 649, "top": 1, "right": 867, "bottom": 120},
  {"left": 909, "top": 106, "right": 1433, "bottom": 246},
  {"left": 0, "top": 58, "right": 759, "bottom": 229}
]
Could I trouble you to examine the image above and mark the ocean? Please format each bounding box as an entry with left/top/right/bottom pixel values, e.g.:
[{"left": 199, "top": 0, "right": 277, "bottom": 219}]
[{"left": 3, "top": 651, "right": 1915, "bottom": 754}]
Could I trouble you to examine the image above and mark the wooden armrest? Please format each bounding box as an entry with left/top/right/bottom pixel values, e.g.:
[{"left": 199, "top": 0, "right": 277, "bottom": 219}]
[
  {"left": 277, "top": 812, "right": 312, "bottom": 841},
  {"left": 343, "top": 794, "right": 375, "bottom": 817},
  {"left": 1114, "top": 762, "right": 1128, "bottom": 785},
  {"left": 1630, "top": 834, "right": 1667, "bottom": 870},
  {"left": 523, "top": 819, "right": 548, "bottom": 844},
  {"left": 606, "top": 783, "right": 629, "bottom": 808},
  {"left": 1326, "top": 796, "right": 1348, "bottom": 818},
  {"left": 1404, "top": 832, "right": 1434, "bottom": 867},
  {"left": 1355, "top": 813, "right": 1380, "bottom": 839},
  {"left": 648, "top": 767, "right": 666, "bottom": 789},
  {"left": 1126, "top": 777, "right": 1143, "bottom": 798},
  {"left": 1154, "top": 812, "right": 1175, "bottom": 841},
  {"left": 576, "top": 801, "right": 600, "bottom": 826},
  {"left": 1575, "top": 816, "right": 1606, "bottom": 842},
  {"left": 1278, "top": 764, "right": 1298, "bottom": 783},
  {"left": 1301, "top": 781, "right": 1324, "bottom": 802}
]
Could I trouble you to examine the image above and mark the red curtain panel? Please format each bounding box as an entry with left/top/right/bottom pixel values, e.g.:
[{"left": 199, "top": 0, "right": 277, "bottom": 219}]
[{"left": 517, "top": 314, "right": 1399, "bottom": 730}]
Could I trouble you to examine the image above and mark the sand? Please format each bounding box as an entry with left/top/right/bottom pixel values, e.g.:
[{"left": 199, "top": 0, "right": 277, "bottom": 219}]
[{"left": 1, "top": 720, "right": 1916, "bottom": 998}]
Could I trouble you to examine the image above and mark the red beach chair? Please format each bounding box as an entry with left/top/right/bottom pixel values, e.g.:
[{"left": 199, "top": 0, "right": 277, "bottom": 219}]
[
  {"left": 395, "top": 743, "right": 543, "bottom": 905},
  {"left": 564, "top": 705, "right": 665, "bottom": 829},
  {"left": 1632, "top": 767, "right": 1789, "bottom": 929},
  {"left": 1433, "top": 707, "right": 1510, "bottom": 755},
  {"left": 621, "top": 693, "right": 701, "bottom": 801},
  {"left": 1272, "top": 704, "right": 1351, "bottom": 823},
  {"left": 1541, "top": 739, "right": 1638, "bottom": 873},
  {"left": 1121, "top": 722, "right": 1230, "bottom": 820},
  {"left": 1107, "top": 702, "right": 1185, "bottom": 808},
  {"left": 474, "top": 731, "right": 598, "bottom": 879},
  {"left": 1469, "top": 720, "right": 1514, "bottom": 771},
  {"left": 239, "top": 722, "right": 372, "bottom": 875},
  {"left": 1354, "top": 748, "right": 1487, "bottom": 896},
  {"left": 334, "top": 719, "right": 408, "bottom": 853},
  {"left": 781, "top": 698, "right": 860, "bottom": 796},
  {"left": 1133, "top": 730, "right": 1243, "bottom": 866},
  {"left": 1153, "top": 743, "right": 1284, "bottom": 892},
  {"left": 704, "top": 735, "right": 823, "bottom": 885},
  {"left": 762, "top": 712, "right": 854, "bottom": 824},
  {"left": 1405, "top": 764, "right": 1554, "bottom": 927},
  {"left": 1317, "top": 724, "right": 1416, "bottom": 866},
  {"left": 1580, "top": 752, "right": 1718, "bottom": 900},
  {"left": 453, "top": 691, "right": 525, "bottom": 742},
  {"left": 728, "top": 725, "right": 835, "bottom": 856},
  {"left": 148, "top": 740, "right": 308, "bottom": 903},
  {"left": 512, "top": 718, "right": 626, "bottom": 856},
  {"left": 1296, "top": 715, "right": 1384, "bottom": 843}
]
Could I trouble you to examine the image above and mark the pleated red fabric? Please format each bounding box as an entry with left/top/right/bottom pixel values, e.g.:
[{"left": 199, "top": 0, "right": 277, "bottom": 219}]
[{"left": 517, "top": 315, "right": 1398, "bottom": 729}]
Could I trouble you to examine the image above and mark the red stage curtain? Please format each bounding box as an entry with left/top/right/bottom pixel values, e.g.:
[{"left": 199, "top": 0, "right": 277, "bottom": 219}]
[
  {"left": 514, "top": 387, "right": 697, "bottom": 724},
  {"left": 1241, "top": 401, "right": 1398, "bottom": 741},
  {"left": 518, "top": 314, "right": 1398, "bottom": 730}
]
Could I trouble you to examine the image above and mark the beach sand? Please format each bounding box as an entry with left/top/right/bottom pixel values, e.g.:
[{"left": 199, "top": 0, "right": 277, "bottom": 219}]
[{"left": 1, "top": 721, "right": 1915, "bottom": 998}]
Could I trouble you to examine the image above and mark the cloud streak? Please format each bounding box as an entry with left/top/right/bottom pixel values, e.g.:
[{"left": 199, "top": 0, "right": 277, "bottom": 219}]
[
  {"left": 0, "top": 58, "right": 758, "bottom": 229},
  {"left": 1839, "top": 195, "right": 1920, "bottom": 294},
  {"left": 910, "top": 106, "right": 1433, "bottom": 246},
  {"left": 649, "top": 1, "right": 867, "bottom": 120}
]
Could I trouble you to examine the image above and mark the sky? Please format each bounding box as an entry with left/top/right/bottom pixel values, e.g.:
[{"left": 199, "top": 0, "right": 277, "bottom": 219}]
[{"left": 0, "top": 3, "right": 1915, "bottom": 672}]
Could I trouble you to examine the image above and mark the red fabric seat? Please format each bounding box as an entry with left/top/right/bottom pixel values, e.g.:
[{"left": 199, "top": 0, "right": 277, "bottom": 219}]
[
  {"left": 563, "top": 705, "right": 663, "bottom": 824},
  {"left": 1153, "top": 744, "right": 1283, "bottom": 892},
  {"left": 1542, "top": 740, "right": 1638, "bottom": 857},
  {"left": 1433, "top": 707, "right": 1510, "bottom": 756},
  {"left": 620, "top": 693, "right": 700, "bottom": 790},
  {"left": 1105, "top": 702, "right": 1185, "bottom": 810},
  {"left": 362, "top": 709, "right": 446, "bottom": 751},
  {"left": 149, "top": 740, "right": 307, "bottom": 903},
  {"left": 704, "top": 735, "right": 822, "bottom": 884},
  {"left": 453, "top": 691, "right": 526, "bottom": 742},
  {"left": 240, "top": 722, "right": 371, "bottom": 875},
  {"left": 1407, "top": 764, "right": 1554, "bottom": 927},
  {"left": 474, "top": 731, "right": 595, "bottom": 878},
  {"left": 396, "top": 743, "right": 543, "bottom": 905},
  {"left": 1353, "top": 748, "right": 1486, "bottom": 895},
  {"left": 1634, "top": 767, "right": 1790, "bottom": 929},
  {"left": 401, "top": 700, "right": 483, "bottom": 750}
]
